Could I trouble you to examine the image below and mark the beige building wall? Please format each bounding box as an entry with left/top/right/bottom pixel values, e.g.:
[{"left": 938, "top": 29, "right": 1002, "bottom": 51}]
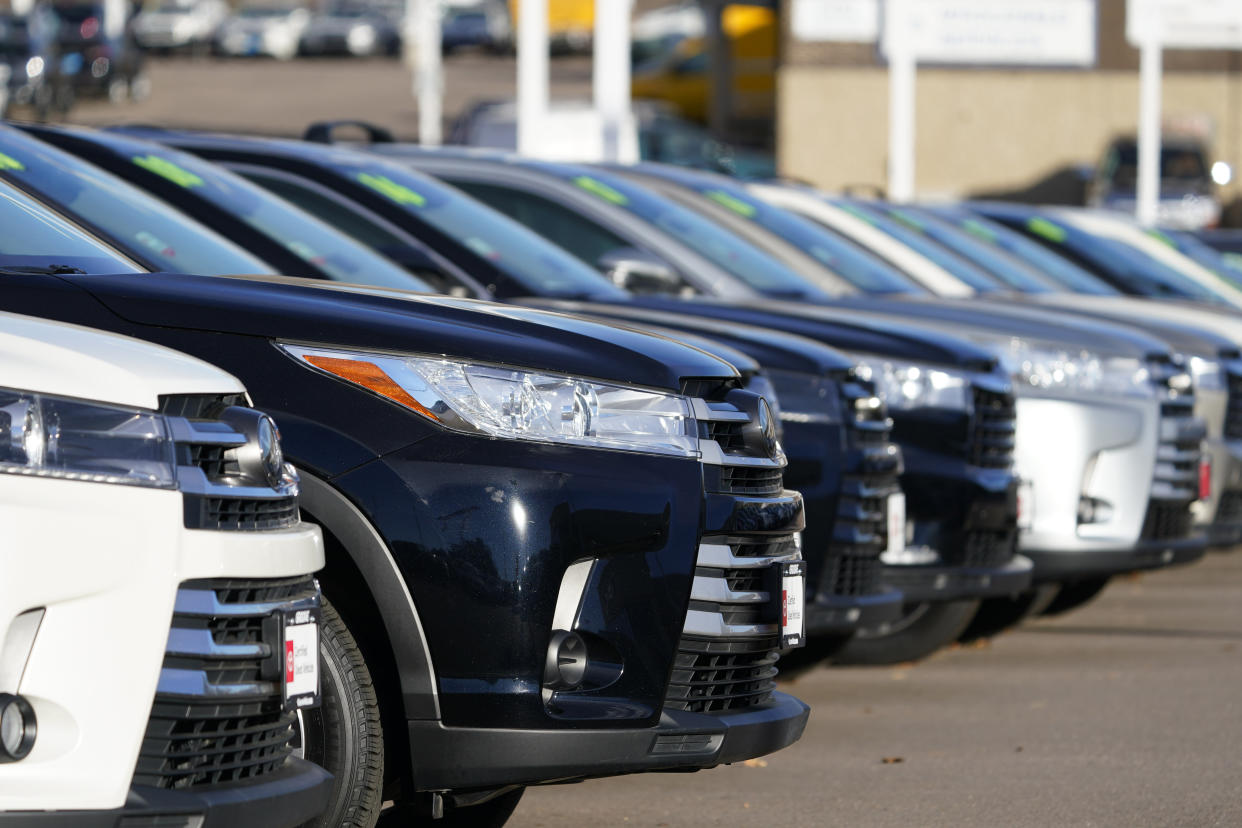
[
  {"left": 776, "top": 0, "right": 1242, "bottom": 203},
  {"left": 778, "top": 67, "right": 1242, "bottom": 201}
]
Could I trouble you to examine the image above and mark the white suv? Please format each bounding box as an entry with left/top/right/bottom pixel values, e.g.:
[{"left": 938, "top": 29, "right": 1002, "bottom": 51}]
[{"left": 0, "top": 312, "right": 330, "bottom": 826}]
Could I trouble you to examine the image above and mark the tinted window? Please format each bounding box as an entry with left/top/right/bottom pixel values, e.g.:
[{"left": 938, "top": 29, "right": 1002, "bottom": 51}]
[
  {"left": 930, "top": 207, "right": 1119, "bottom": 296},
  {"left": 0, "top": 128, "right": 274, "bottom": 276},
  {"left": 454, "top": 180, "right": 631, "bottom": 268},
  {"left": 540, "top": 165, "right": 827, "bottom": 298},
  {"left": 0, "top": 179, "right": 140, "bottom": 274}
]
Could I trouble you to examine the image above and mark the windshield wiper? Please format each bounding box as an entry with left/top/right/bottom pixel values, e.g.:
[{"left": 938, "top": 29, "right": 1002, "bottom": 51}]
[{"left": 0, "top": 264, "right": 89, "bottom": 275}]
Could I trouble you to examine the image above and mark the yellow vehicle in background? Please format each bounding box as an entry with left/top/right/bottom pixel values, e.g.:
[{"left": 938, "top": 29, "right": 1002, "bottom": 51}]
[
  {"left": 631, "top": 4, "right": 775, "bottom": 125},
  {"left": 508, "top": 0, "right": 592, "bottom": 52}
]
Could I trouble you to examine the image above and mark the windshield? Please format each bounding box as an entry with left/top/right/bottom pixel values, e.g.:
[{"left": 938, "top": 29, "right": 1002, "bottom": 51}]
[
  {"left": 84, "top": 135, "right": 433, "bottom": 290},
  {"left": 648, "top": 171, "right": 924, "bottom": 294},
  {"left": 1106, "top": 142, "right": 1209, "bottom": 189},
  {"left": 306, "top": 151, "right": 627, "bottom": 299},
  {"left": 0, "top": 127, "right": 275, "bottom": 276},
  {"left": 543, "top": 164, "right": 828, "bottom": 298},
  {"left": 930, "top": 206, "right": 1120, "bottom": 296},
  {"left": 991, "top": 210, "right": 1232, "bottom": 304},
  {"left": 1163, "top": 229, "right": 1242, "bottom": 292},
  {"left": 0, "top": 178, "right": 141, "bottom": 274},
  {"left": 875, "top": 204, "right": 1056, "bottom": 294},
  {"left": 830, "top": 199, "right": 1003, "bottom": 292}
]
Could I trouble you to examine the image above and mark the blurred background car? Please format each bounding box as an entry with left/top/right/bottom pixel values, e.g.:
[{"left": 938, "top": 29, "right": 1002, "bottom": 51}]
[
  {"left": 214, "top": 3, "right": 308, "bottom": 60},
  {"left": 441, "top": 0, "right": 511, "bottom": 55},
  {"left": 1088, "top": 134, "right": 1227, "bottom": 231},
  {"left": 298, "top": 4, "right": 398, "bottom": 57},
  {"left": 50, "top": 0, "right": 149, "bottom": 102},
  {"left": 0, "top": 7, "right": 73, "bottom": 118},
  {"left": 132, "top": 0, "right": 227, "bottom": 54}
]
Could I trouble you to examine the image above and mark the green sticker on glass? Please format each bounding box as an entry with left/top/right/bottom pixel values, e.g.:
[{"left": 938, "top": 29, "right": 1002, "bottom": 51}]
[
  {"left": 837, "top": 202, "right": 877, "bottom": 225},
  {"left": 1026, "top": 216, "right": 1067, "bottom": 244},
  {"left": 0, "top": 152, "right": 25, "bottom": 171},
  {"left": 357, "top": 173, "right": 426, "bottom": 206},
  {"left": 704, "top": 189, "right": 757, "bottom": 217},
  {"left": 573, "top": 175, "right": 628, "bottom": 205},
  {"left": 132, "top": 154, "right": 204, "bottom": 189},
  {"left": 890, "top": 207, "right": 925, "bottom": 231},
  {"left": 1146, "top": 228, "right": 1176, "bottom": 248},
  {"left": 961, "top": 218, "right": 998, "bottom": 243}
]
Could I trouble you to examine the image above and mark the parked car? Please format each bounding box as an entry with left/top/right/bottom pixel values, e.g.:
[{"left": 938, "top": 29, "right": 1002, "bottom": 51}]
[
  {"left": 447, "top": 101, "right": 776, "bottom": 178},
  {"left": 126, "top": 130, "right": 1033, "bottom": 665},
  {"left": 1088, "top": 135, "right": 1223, "bottom": 230},
  {"left": 299, "top": 6, "right": 399, "bottom": 57},
  {"left": 0, "top": 10, "right": 74, "bottom": 119},
  {"left": 215, "top": 4, "right": 309, "bottom": 60},
  {"left": 441, "top": 0, "right": 511, "bottom": 54},
  {"left": 4, "top": 123, "right": 909, "bottom": 664},
  {"left": 49, "top": 0, "right": 149, "bottom": 102},
  {"left": 132, "top": 0, "right": 228, "bottom": 54},
  {"left": 0, "top": 137, "right": 811, "bottom": 826},
  {"left": 0, "top": 310, "right": 330, "bottom": 825}
]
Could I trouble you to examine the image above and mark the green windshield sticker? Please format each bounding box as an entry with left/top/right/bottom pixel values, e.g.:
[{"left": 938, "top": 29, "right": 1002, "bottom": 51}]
[
  {"left": 1026, "top": 216, "right": 1067, "bottom": 244},
  {"left": 132, "top": 155, "right": 204, "bottom": 189},
  {"left": 357, "top": 173, "right": 426, "bottom": 207},
  {"left": 573, "top": 175, "right": 628, "bottom": 205},
  {"left": 837, "top": 202, "right": 877, "bottom": 225},
  {"left": 961, "top": 218, "right": 998, "bottom": 243},
  {"left": 0, "top": 152, "right": 25, "bottom": 171},
  {"left": 704, "top": 189, "right": 757, "bottom": 217},
  {"left": 890, "top": 208, "right": 926, "bottom": 231},
  {"left": 1146, "top": 228, "right": 1176, "bottom": 248}
]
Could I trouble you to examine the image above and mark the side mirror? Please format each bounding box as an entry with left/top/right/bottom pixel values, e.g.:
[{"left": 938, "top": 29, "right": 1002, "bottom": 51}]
[{"left": 598, "top": 248, "right": 684, "bottom": 295}]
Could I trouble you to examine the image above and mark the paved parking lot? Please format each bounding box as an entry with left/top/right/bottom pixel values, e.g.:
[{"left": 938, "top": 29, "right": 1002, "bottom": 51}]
[{"left": 512, "top": 552, "right": 1242, "bottom": 827}]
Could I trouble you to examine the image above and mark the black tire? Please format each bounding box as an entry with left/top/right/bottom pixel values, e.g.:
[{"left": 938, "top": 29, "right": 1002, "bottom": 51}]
[
  {"left": 296, "top": 598, "right": 385, "bottom": 828},
  {"left": 832, "top": 600, "right": 981, "bottom": 666},
  {"left": 959, "top": 583, "right": 1060, "bottom": 643},
  {"left": 378, "top": 788, "right": 526, "bottom": 828},
  {"left": 774, "top": 633, "right": 854, "bottom": 680},
  {"left": 1039, "top": 577, "right": 1111, "bottom": 617}
]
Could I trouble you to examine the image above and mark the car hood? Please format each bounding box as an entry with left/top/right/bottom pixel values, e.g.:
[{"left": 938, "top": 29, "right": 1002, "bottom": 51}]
[
  {"left": 59, "top": 272, "right": 740, "bottom": 391},
  {"left": 831, "top": 294, "right": 1172, "bottom": 359},
  {"left": 626, "top": 295, "right": 1000, "bottom": 372},
  {"left": 517, "top": 298, "right": 856, "bottom": 377}
]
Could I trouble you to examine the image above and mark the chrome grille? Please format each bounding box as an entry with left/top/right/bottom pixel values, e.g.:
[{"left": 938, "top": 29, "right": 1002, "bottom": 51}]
[
  {"left": 1148, "top": 368, "right": 1204, "bottom": 534},
  {"left": 134, "top": 576, "right": 319, "bottom": 790},
  {"left": 970, "top": 387, "right": 1016, "bottom": 469}
]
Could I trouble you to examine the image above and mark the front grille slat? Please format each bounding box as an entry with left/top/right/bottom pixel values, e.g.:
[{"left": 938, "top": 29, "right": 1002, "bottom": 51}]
[
  {"left": 135, "top": 577, "right": 318, "bottom": 791},
  {"left": 971, "top": 388, "right": 1017, "bottom": 469}
]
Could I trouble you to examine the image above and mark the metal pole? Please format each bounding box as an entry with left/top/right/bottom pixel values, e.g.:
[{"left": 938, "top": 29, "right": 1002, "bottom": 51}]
[
  {"left": 416, "top": 0, "right": 443, "bottom": 146},
  {"left": 1137, "top": 31, "right": 1163, "bottom": 226},
  {"left": 886, "top": 0, "right": 915, "bottom": 203},
  {"left": 704, "top": 1, "right": 730, "bottom": 140},
  {"left": 593, "top": 0, "right": 633, "bottom": 162},
  {"left": 517, "top": 0, "right": 550, "bottom": 155}
]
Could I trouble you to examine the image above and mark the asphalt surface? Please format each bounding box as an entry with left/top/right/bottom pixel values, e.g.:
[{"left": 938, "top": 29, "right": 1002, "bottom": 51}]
[
  {"left": 68, "top": 53, "right": 592, "bottom": 139},
  {"left": 510, "top": 551, "right": 1242, "bottom": 828}
]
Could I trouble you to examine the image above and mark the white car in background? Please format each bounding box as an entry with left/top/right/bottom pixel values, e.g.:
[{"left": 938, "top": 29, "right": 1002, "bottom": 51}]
[
  {"left": 133, "top": 0, "right": 229, "bottom": 53},
  {"left": 215, "top": 5, "right": 309, "bottom": 60},
  {"left": 0, "top": 312, "right": 330, "bottom": 826}
]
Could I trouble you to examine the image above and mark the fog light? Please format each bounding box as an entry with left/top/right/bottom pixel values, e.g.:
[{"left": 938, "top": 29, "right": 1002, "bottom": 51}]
[
  {"left": 0, "top": 693, "right": 36, "bottom": 762},
  {"left": 543, "top": 630, "right": 588, "bottom": 691},
  {"left": 1077, "top": 496, "right": 1114, "bottom": 525}
]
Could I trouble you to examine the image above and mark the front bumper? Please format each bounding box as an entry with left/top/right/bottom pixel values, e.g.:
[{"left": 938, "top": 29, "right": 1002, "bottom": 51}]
[
  {"left": 0, "top": 758, "right": 332, "bottom": 827},
  {"left": 1022, "top": 534, "right": 1206, "bottom": 582},
  {"left": 406, "top": 691, "right": 810, "bottom": 791},
  {"left": 880, "top": 554, "right": 1034, "bottom": 603},
  {"left": 806, "top": 587, "right": 905, "bottom": 633}
]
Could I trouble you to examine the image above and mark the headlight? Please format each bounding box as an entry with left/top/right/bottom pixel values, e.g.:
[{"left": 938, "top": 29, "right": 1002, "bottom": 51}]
[
  {"left": 765, "top": 369, "right": 839, "bottom": 425},
  {"left": 1188, "top": 356, "right": 1226, "bottom": 392},
  {"left": 852, "top": 357, "right": 970, "bottom": 411},
  {"left": 0, "top": 388, "right": 175, "bottom": 488},
  {"left": 974, "top": 337, "right": 1153, "bottom": 398},
  {"left": 281, "top": 344, "right": 699, "bottom": 457}
]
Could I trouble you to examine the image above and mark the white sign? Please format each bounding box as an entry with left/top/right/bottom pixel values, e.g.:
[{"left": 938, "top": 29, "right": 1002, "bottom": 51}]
[
  {"left": 883, "top": 0, "right": 1097, "bottom": 67},
  {"left": 790, "top": 0, "right": 879, "bottom": 43},
  {"left": 1127, "top": 0, "right": 1242, "bottom": 49}
]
